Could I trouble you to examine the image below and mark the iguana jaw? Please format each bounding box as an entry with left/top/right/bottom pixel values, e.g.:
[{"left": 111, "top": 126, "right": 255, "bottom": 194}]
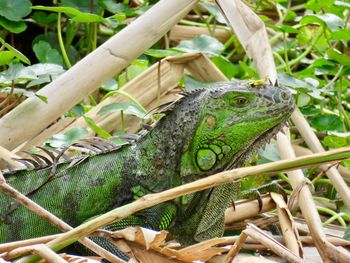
[{"left": 225, "top": 121, "right": 287, "bottom": 170}]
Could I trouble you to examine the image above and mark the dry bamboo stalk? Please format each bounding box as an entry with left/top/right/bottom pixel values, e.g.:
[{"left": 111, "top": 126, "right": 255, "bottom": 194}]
[
  {"left": 0, "top": 235, "right": 61, "bottom": 254},
  {"left": 169, "top": 25, "right": 231, "bottom": 43},
  {"left": 18, "top": 146, "right": 350, "bottom": 262},
  {"left": 270, "top": 193, "right": 303, "bottom": 258},
  {"left": 215, "top": 0, "right": 277, "bottom": 82},
  {"left": 223, "top": 230, "right": 248, "bottom": 263},
  {"left": 292, "top": 108, "right": 350, "bottom": 209},
  {"left": 185, "top": 53, "right": 227, "bottom": 81},
  {"left": 277, "top": 132, "right": 350, "bottom": 262},
  {"left": 3, "top": 244, "right": 67, "bottom": 263},
  {"left": 0, "top": 145, "right": 24, "bottom": 169},
  {"left": 293, "top": 144, "right": 350, "bottom": 182},
  {"left": 0, "top": 0, "right": 199, "bottom": 151},
  {"left": 237, "top": 224, "right": 303, "bottom": 263},
  {"left": 224, "top": 195, "right": 276, "bottom": 224},
  {"left": 0, "top": 183, "right": 125, "bottom": 263}
]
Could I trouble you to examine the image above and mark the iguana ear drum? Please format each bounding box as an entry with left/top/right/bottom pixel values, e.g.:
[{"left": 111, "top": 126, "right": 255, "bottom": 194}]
[{"left": 196, "top": 148, "right": 217, "bottom": 171}]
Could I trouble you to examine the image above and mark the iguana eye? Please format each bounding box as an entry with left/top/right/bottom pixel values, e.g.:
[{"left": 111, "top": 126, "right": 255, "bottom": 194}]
[{"left": 233, "top": 97, "right": 248, "bottom": 106}]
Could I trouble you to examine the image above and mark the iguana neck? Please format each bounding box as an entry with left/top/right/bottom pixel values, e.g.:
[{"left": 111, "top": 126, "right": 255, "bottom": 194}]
[{"left": 129, "top": 91, "right": 205, "bottom": 191}]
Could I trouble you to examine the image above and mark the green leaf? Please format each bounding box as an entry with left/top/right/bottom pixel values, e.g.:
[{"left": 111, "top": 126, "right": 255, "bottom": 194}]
[
  {"left": 330, "top": 29, "right": 350, "bottom": 41},
  {"left": 300, "top": 13, "right": 343, "bottom": 32},
  {"left": 46, "top": 128, "right": 88, "bottom": 148},
  {"left": 310, "top": 114, "right": 344, "bottom": 132},
  {"left": 83, "top": 116, "right": 111, "bottom": 139},
  {"left": 31, "top": 11, "right": 57, "bottom": 24},
  {"left": 300, "top": 105, "right": 321, "bottom": 117},
  {"left": 100, "top": 78, "right": 118, "bottom": 92},
  {"left": 0, "top": 50, "right": 15, "bottom": 66},
  {"left": 32, "top": 6, "right": 81, "bottom": 16},
  {"left": 32, "top": 5, "right": 105, "bottom": 23},
  {"left": 0, "top": 16, "right": 27, "bottom": 33},
  {"left": 200, "top": 2, "right": 226, "bottom": 24},
  {"left": 326, "top": 49, "right": 350, "bottom": 66},
  {"left": 183, "top": 75, "right": 211, "bottom": 91},
  {"left": 62, "top": 0, "right": 100, "bottom": 13},
  {"left": 33, "top": 41, "right": 64, "bottom": 65},
  {"left": 211, "top": 55, "right": 238, "bottom": 79},
  {"left": 268, "top": 24, "right": 299, "bottom": 34},
  {"left": 323, "top": 135, "right": 350, "bottom": 148},
  {"left": 98, "top": 102, "right": 147, "bottom": 119},
  {"left": 71, "top": 13, "right": 106, "bottom": 23},
  {"left": 99, "top": 0, "right": 134, "bottom": 15},
  {"left": 175, "top": 35, "right": 224, "bottom": 56},
  {"left": 345, "top": 226, "right": 350, "bottom": 241},
  {"left": 0, "top": 0, "right": 31, "bottom": 21},
  {"left": 0, "top": 38, "right": 30, "bottom": 64},
  {"left": 278, "top": 72, "right": 311, "bottom": 89},
  {"left": 144, "top": 49, "right": 181, "bottom": 58}
]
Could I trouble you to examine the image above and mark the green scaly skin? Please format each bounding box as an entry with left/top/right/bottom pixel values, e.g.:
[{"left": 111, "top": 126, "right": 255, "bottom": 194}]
[{"left": 0, "top": 81, "right": 294, "bottom": 252}]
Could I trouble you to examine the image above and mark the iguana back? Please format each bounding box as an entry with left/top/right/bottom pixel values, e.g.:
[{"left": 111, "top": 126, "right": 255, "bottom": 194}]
[{"left": 0, "top": 81, "right": 294, "bottom": 245}]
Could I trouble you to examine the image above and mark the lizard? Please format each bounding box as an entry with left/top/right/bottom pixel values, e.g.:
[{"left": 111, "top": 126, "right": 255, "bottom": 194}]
[{"left": 0, "top": 80, "right": 295, "bottom": 259}]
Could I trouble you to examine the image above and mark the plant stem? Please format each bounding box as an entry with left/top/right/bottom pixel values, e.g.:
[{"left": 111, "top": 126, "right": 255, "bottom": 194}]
[{"left": 57, "top": 12, "right": 72, "bottom": 68}]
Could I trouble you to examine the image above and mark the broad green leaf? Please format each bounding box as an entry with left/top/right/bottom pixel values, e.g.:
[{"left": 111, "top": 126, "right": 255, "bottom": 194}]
[
  {"left": 144, "top": 49, "right": 181, "bottom": 58},
  {"left": 27, "top": 63, "right": 65, "bottom": 76},
  {"left": 326, "top": 49, "right": 350, "bottom": 66},
  {"left": 100, "top": 78, "right": 118, "bottom": 92},
  {"left": 183, "top": 75, "right": 211, "bottom": 91},
  {"left": 305, "top": 0, "right": 335, "bottom": 12},
  {"left": 31, "top": 11, "right": 57, "bottom": 24},
  {"left": 200, "top": 2, "right": 226, "bottom": 24},
  {"left": 0, "top": 50, "right": 15, "bottom": 66},
  {"left": 335, "top": 1, "right": 350, "bottom": 8},
  {"left": 323, "top": 135, "right": 350, "bottom": 148},
  {"left": 1, "top": 87, "right": 46, "bottom": 103},
  {"left": 98, "top": 102, "right": 147, "bottom": 119},
  {"left": 278, "top": 73, "right": 311, "bottom": 89},
  {"left": 300, "top": 105, "right": 321, "bottom": 116},
  {"left": 118, "top": 60, "right": 148, "bottom": 86},
  {"left": 0, "top": 16, "right": 27, "bottom": 33},
  {"left": 310, "top": 114, "right": 344, "bottom": 132},
  {"left": 83, "top": 116, "right": 111, "bottom": 139},
  {"left": 62, "top": 0, "right": 100, "bottom": 13},
  {"left": 71, "top": 13, "right": 106, "bottom": 23},
  {"left": 46, "top": 128, "right": 88, "bottom": 148},
  {"left": 330, "top": 29, "right": 350, "bottom": 41},
  {"left": 32, "top": 6, "right": 105, "bottom": 23},
  {"left": 0, "top": 38, "right": 30, "bottom": 64},
  {"left": 211, "top": 55, "right": 239, "bottom": 79},
  {"left": 0, "top": 0, "right": 31, "bottom": 21},
  {"left": 345, "top": 227, "right": 350, "bottom": 241},
  {"left": 300, "top": 13, "right": 343, "bottom": 32},
  {"left": 175, "top": 35, "right": 224, "bottom": 56},
  {"left": 258, "top": 143, "right": 281, "bottom": 162},
  {"left": 99, "top": 0, "right": 135, "bottom": 16},
  {"left": 268, "top": 24, "right": 299, "bottom": 34},
  {"left": 297, "top": 93, "right": 311, "bottom": 107},
  {"left": 33, "top": 41, "right": 64, "bottom": 66}
]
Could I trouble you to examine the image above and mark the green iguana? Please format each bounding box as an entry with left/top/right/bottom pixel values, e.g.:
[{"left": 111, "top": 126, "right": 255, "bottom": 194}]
[{"left": 0, "top": 81, "right": 294, "bottom": 259}]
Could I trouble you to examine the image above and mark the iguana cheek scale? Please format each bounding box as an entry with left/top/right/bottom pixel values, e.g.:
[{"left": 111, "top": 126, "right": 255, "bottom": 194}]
[{"left": 0, "top": 81, "right": 295, "bottom": 257}]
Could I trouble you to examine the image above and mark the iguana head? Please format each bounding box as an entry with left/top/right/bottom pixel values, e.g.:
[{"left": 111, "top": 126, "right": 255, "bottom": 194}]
[{"left": 180, "top": 81, "right": 295, "bottom": 179}]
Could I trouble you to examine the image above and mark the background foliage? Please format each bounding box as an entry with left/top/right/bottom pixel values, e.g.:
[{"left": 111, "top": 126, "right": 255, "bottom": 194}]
[{"left": 0, "top": 0, "right": 349, "bottom": 228}]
